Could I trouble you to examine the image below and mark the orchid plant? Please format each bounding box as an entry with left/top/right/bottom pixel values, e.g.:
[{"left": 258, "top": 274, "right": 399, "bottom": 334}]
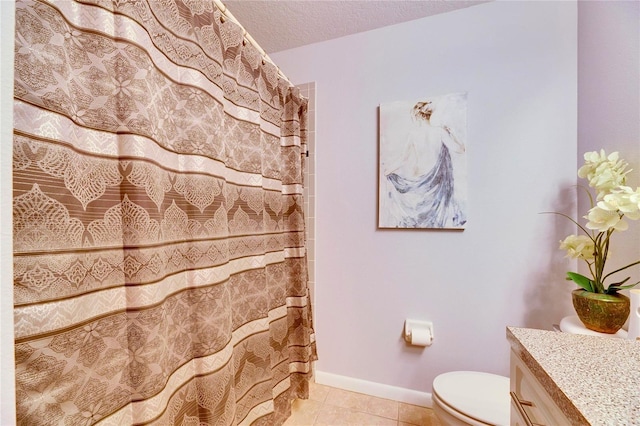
[{"left": 557, "top": 150, "right": 640, "bottom": 294}]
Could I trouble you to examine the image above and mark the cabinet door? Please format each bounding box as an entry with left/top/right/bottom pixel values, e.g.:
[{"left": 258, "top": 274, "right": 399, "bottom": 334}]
[
  {"left": 510, "top": 398, "right": 531, "bottom": 426},
  {"left": 510, "top": 350, "right": 570, "bottom": 425}
]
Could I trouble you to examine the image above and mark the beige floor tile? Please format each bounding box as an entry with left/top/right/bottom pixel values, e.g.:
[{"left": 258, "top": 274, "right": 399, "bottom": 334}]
[
  {"left": 324, "top": 387, "right": 370, "bottom": 412},
  {"left": 398, "top": 403, "right": 441, "bottom": 426},
  {"left": 283, "top": 398, "right": 323, "bottom": 426},
  {"left": 364, "top": 395, "right": 399, "bottom": 420},
  {"left": 308, "top": 382, "right": 332, "bottom": 403},
  {"left": 315, "top": 404, "right": 396, "bottom": 426},
  {"left": 287, "top": 386, "right": 441, "bottom": 426},
  {"left": 347, "top": 410, "right": 398, "bottom": 426}
]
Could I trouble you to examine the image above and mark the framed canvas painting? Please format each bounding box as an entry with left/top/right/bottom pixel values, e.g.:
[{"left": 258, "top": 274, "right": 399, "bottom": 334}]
[{"left": 378, "top": 92, "right": 468, "bottom": 229}]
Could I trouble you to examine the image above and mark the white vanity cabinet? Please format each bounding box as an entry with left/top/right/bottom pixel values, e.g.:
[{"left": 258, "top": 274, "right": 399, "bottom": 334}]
[
  {"left": 507, "top": 326, "right": 640, "bottom": 426},
  {"left": 509, "top": 349, "right": 570, "bottom": 426}
]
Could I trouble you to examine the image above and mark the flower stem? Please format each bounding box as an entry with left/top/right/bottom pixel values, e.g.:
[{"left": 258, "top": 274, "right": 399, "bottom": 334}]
[{"left": 602, "top": 259, "right": 640, "bottom": 283}]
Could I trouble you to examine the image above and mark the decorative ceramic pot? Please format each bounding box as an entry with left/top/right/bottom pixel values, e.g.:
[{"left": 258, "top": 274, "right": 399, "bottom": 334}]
[{"left": 572, "top": 289, "right": 630, "bottom": 334}]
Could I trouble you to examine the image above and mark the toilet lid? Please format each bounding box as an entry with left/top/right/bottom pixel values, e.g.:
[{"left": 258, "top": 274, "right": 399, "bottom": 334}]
[
  {"left": 559, "top": 315, "right": 628, "bottom": 338},
  {"left": 433, "top": 371, "right": 510, "bottom": 426}
]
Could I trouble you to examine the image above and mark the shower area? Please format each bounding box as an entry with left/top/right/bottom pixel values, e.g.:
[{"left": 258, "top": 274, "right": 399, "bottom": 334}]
[{"left": 12, "top": 0, "right": 317, "bottom": 424}]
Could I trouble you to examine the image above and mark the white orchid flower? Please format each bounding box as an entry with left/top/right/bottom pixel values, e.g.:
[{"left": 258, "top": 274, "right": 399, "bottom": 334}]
[
  {"left": 557, "top": 150, "right": 640, "bottom": 295},
  {"left": 585, "top": 205, "right": 628, "bottom": 232},
  {"left": 598, "top": 187, "right": 640, "bottom": 219},
  {"left": 559, "top": 235, "right": 595, "bottom": 260},
  {"left": 578, "top": 150, "right": 630, "bottom": 199}
]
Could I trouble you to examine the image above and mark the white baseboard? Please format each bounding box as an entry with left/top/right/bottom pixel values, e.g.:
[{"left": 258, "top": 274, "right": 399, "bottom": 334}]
[{"left": 314, "top": 370, "right": 433, "bottom": 408}]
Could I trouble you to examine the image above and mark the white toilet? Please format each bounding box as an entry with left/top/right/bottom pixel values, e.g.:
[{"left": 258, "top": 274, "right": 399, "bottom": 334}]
[
  {"left": 431, "top": 316, "right": 627, "bottom": 426},
  {"left": 431, "top": 371, "right": 510, "bottom": 426},
  {"left": 559, "top": 315, "right": 628, "bottom": 338}
]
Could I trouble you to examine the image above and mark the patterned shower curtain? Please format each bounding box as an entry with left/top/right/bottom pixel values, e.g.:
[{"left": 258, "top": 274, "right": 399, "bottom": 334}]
[{"left": 12, "top": 0, "right": 316, "bottom": 424}]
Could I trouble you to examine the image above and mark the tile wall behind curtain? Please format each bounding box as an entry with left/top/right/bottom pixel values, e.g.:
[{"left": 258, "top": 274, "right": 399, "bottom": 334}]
[
  {"left": 12, "top": 0, "right": 316, "bottom": 424},
  {"left": 298, "top": 83, "right": 316, "bottom": 320}
]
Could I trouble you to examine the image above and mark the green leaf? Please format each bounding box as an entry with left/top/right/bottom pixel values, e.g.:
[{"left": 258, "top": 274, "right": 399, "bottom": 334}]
[
  {"left": 607, "top": 281, "right": 640, "bottom": 294},
  {"left": 610, "top": 277, "right": 631, "bottom": 287},
  {"left": 566, "top": 272, "right": 594, "bottom": 292}
]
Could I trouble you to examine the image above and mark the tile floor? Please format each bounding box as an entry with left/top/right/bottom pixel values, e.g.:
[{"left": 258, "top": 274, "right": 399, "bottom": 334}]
[{"left": 283, "top": 382, "right": 442, "bottom": 426}]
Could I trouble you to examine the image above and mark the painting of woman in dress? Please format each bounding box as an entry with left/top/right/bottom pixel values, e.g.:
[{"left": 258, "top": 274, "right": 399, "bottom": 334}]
[{"left": 379, "top": 93, "right": 467, "bottom": 229}]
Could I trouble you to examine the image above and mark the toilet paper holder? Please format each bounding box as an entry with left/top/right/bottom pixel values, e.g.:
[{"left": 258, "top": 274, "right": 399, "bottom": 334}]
[{"left": 404, "top": 319, "right": 433, "bottom": 346}]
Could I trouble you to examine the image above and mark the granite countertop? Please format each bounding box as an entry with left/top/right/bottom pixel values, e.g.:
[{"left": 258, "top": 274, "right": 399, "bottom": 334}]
[{"left": 507, "top": 326, "right": 640, "bottom": 426}]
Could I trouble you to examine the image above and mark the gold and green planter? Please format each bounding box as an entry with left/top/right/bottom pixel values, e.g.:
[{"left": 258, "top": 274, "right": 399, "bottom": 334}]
[{"left": 572, "top": 289, "right": 630, "bottom": 334}]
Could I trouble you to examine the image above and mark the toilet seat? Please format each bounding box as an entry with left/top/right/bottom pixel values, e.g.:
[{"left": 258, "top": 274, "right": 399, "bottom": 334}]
[{"left": 432, "top": 371, "right": 510, "bottom": 426}]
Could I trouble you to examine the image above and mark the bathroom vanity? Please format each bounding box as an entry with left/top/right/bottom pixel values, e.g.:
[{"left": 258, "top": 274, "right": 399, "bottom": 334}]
[{"left": 507, "top": 326, "right": 640, "bottom": 425}]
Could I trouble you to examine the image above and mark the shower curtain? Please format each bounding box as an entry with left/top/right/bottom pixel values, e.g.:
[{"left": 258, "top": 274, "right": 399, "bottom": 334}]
[{"left": 12, "top": 0, "right": 316, "bottom": 424}]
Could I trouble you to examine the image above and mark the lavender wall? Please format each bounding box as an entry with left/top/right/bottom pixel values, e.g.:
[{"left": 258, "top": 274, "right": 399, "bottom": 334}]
[
  {"left": 577, "top": 1, "right": 640, "bottom": 287},
  {"left": 0, "top": 2, "right": 14, "bottom": 422},
  {"left": 272, "top": 1, "right": 578, "bottom": 399}
]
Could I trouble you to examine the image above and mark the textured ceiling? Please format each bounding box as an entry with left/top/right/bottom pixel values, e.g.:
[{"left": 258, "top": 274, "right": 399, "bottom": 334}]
[{"left": 222, "top": 1, "right": 490, "bottom": 54}]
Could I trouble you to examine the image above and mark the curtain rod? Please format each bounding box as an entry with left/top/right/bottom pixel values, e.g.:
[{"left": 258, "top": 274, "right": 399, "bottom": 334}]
[{"left": 212, "top": 0, "right": 292, "bottom": 85}]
